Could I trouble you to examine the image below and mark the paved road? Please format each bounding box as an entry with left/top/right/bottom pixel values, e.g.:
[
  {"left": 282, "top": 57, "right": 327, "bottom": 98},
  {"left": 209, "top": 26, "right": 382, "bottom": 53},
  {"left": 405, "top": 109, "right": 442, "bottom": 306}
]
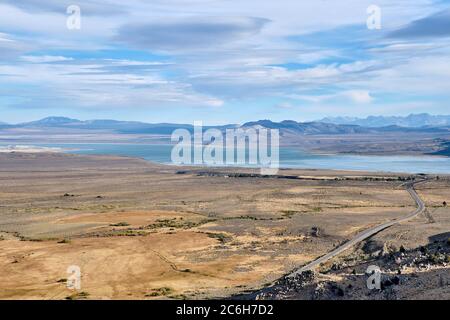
[{"left": 289, "top": 180, "right": 426, "bottom": 277}]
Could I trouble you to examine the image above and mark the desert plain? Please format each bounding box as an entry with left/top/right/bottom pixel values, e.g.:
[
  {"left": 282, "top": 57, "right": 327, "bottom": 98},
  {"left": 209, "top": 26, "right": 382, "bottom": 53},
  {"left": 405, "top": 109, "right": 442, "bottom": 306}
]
[{"left": 0, "top": 152, "right": 449, "bottom": 300}]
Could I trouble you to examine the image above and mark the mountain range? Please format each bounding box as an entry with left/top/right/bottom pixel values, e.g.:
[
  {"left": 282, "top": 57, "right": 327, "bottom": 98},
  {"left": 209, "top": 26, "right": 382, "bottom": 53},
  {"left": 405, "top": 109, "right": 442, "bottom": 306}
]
[
  {"left": 1, "top": 114, "right": 450, "bottom": 135},
  {"left": 318, "top": 113, "right": 450, "bottom": 128},
  {"left": 0, "top": 117, "right": 237, "bottom": 134}
]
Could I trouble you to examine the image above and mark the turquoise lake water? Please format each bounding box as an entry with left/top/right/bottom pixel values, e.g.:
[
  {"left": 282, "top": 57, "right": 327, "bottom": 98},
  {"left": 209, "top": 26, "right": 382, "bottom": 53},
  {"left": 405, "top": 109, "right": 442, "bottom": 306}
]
[{"left": 12, "top": 143, "right": 449, "bottom": 174}]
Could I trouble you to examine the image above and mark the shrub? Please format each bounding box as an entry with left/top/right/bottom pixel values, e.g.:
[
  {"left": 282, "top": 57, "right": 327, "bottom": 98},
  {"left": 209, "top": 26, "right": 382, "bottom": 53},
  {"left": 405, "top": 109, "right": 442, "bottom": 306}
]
[
  {"left": 207, "top": 232, "right": 232, "bottom": 243},
  {"left": 109, "top": 222, "right": 130, "bottom": 227},
  {"left": 65, "top": 292, "right": 89, "bottom": 300},
  {"left": 146, "top": 287, "right": 173, "bottom": 297}
]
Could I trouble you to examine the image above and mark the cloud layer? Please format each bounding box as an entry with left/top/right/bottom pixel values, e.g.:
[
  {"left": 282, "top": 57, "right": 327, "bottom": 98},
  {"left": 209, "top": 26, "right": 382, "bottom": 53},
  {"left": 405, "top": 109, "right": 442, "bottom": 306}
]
[{"left": 0, "top": 0, "right": 449, "bottom": 123}]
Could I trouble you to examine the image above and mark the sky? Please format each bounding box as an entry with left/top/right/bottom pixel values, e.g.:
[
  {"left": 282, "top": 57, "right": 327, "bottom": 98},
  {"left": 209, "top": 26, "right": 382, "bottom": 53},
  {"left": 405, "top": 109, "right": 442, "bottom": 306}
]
[{"left": 0, "top": 0, "right": 450, "bottom": 124}]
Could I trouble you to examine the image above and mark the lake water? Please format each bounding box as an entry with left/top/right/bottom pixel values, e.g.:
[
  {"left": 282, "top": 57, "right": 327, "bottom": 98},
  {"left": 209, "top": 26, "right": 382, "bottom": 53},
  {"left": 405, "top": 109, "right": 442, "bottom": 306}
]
[{"left": 12, "top": 143, "right": 449, "bottom": 174}]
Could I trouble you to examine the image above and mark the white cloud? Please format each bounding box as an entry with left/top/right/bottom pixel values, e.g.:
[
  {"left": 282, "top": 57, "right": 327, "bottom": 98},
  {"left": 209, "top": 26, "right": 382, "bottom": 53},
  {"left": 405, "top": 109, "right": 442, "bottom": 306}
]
[
  {"left": 276, "top": 102, "right": 294, "bottom": 109},
  {"left": 292, "top": 90, "right": 373, "bottom": 105},
  {"left": 0, "top": 59, "right": 224, "bottom": 109},
  {"left": 344, "top": 90, "right": 373, "bottom": 104},
  {"left": 0, "top": 32, "right": 14, "bottom": 42},
  {"left": 21, "top": 55, "right": 73, "bottom": 63}
]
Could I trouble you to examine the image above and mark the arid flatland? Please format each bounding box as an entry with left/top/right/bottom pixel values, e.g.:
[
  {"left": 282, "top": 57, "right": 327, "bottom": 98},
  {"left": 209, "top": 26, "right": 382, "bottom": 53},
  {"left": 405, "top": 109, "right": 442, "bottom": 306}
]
[{"left": 0, "top": 153, "right": 448, "bottom": 300}]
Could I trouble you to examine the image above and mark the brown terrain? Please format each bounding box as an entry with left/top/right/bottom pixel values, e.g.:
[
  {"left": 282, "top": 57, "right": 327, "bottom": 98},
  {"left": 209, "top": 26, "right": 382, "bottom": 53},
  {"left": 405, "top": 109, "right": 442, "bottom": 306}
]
[{"left": 0, "top": 152, "right": 448, "bottom": 300}]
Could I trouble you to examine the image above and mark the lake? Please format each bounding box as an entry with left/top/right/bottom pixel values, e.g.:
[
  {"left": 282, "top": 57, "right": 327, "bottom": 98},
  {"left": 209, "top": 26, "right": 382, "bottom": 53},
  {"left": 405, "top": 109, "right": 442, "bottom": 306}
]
[{"left": 13, "top": 143, "right": 449, "bottom": 174}]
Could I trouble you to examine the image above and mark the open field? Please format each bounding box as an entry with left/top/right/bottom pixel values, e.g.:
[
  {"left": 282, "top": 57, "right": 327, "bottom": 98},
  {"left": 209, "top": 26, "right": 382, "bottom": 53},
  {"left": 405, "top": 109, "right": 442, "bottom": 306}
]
[{"left": 0, "top": 153, "right": 448, "bottom": 299}]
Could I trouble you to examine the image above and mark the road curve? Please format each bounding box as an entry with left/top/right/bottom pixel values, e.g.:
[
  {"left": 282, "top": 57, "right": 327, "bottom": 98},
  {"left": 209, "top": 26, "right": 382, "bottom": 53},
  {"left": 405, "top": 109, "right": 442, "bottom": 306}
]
[{"left": 289, "top": 180, "right": 426, "bottom": 277}]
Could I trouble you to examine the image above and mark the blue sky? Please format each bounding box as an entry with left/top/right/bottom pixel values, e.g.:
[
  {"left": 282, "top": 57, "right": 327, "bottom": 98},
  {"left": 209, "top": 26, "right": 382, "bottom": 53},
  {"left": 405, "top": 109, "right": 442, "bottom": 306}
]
[{"left": 0, "top": 0, "right": 450, "bottom": 124}]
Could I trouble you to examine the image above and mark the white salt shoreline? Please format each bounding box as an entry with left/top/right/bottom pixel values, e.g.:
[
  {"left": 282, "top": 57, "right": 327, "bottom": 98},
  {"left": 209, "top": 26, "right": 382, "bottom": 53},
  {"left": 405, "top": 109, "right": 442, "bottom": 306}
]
[{"left": 0, "top": 145, "right": 64, "bottom": 153}]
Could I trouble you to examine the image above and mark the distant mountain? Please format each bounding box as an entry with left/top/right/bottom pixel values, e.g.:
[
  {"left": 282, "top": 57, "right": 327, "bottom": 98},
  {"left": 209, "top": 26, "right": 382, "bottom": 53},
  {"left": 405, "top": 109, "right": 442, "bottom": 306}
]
[
  {"left": 0, "top": 121, "right": 12, "bottom": 128},
  {"left": 24, "top": 116, "right": 83, "bottom": 126},
  {"left": 318, "top": 113, "right": 450, "bottom": 128},
  {"left": 15, "top": 117, "right": 237, "bottom": 135},
  {"left": 242, "top": 120, "right": 370, "bottom": 134},
  {"left": 241, "top": 119, "right": 449, "bottom": 135},
  {"left": 5, "top": 116, "right": 449, "bottom": 136}
]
